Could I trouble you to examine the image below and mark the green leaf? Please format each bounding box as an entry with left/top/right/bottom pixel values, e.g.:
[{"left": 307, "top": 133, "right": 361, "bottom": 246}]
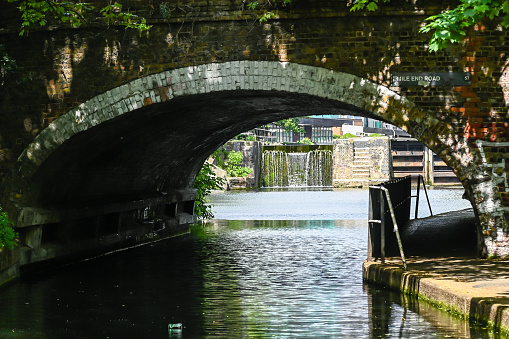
[
  {"left": 503, "top": 1, "right": 509, "bottom": 13},
  {"left": 366, "top": 2, "right": 378, "bottom": 11},
  {"left": 463, "top": 8, "right": 477, "bottom": 17},
  {"left": 248, "top": 2, "right": 259, "bottom": 10},
  {"left": 437, "top": 30, "right": 451, "bottom": 38},
  {"left": 429, "top": 42, "right": 441, "bottom": 52},
  {"left": 259, "top": 11, "right": 275, "bottom": 22},
  {"left": 473, "top": 4, "right": 490, "bottom": 13},
  {"left": 0, "top": 207, "right": 18, "bottom": 251}
]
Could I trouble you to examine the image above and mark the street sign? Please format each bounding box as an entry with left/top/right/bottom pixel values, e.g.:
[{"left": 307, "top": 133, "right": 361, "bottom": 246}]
[{"left": 391, "top": 72, "right": 472, "bottom": 87}]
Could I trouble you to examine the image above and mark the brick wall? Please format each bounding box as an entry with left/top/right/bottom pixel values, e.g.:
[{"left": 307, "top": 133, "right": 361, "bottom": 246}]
[
  {"left": 1, "top": 0, "right": 509, "bottom": 255},
  {"left": 0, "top": 0, "right": 468, "bottom": 177}
]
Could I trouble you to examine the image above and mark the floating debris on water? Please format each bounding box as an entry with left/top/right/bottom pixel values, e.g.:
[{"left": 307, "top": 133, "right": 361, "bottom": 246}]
[{"left": 168, "top": 322, "right": 183, "bottom": 336}]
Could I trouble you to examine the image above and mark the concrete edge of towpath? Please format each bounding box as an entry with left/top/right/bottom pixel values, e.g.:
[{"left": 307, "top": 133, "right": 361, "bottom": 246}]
[{"left": 363, "top": 260, "right": 509, "bottom": 334}]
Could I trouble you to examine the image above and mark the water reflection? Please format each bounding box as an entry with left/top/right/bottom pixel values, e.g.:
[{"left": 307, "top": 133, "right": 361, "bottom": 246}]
[
  {"left": 0, "top": 189, "right": 500, "bottom": 338},
  {"left": 209, "top": 188, "right": 370, "bottom": 220},
  {"left": 209, "top": 187, "right": 472, "bottom": 220},
  {"left": 195, "top": 219, "right": 507, "bottom": 338},
  {"left": 367, "top": 284, "right": 507, "bottom": 338},
  {"left": 195, "top": 220, "right": 369, "bottom": 337}
]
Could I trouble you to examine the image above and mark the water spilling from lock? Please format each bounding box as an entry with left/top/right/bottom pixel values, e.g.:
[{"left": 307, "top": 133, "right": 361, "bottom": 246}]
[{"left": 261, "top": 145, "right": 333, "bottom": 187}]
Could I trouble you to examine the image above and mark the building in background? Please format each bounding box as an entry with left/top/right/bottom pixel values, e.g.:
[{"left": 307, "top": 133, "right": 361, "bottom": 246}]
[{"left": 247, "top": 115, "right": 410, "bottom": 144}]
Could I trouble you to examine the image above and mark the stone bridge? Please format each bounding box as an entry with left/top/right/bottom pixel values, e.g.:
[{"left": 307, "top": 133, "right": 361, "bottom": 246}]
[{"left": 1, "top": 0, "right": 509, "bottom": 275}]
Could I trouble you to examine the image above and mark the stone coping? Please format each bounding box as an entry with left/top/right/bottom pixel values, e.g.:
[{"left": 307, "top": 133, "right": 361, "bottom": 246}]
[
  {"left": 333, "top": 179, "right": 388, "bottom": 188},
  {"left": 363, "top": 258, "right": 509, "bottom": 335}
]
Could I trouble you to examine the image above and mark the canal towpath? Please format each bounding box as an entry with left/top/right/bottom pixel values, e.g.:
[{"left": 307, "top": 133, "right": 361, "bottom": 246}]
[
  {"left": 365, "top": 206, "right": 509, "bottom": 334},
  {"left": 364, "top": 256, "right": 509, "bottom": 334}
]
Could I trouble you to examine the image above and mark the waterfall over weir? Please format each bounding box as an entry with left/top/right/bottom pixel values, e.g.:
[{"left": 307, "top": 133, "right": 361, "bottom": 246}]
[{"left": 261, "top": 145, "right": 333, "bottom": 187}]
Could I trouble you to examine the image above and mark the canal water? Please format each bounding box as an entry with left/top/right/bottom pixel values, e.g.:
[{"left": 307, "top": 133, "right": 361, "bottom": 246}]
[{"left": 0, "top": 188, "right": 504, "bottom": 338}]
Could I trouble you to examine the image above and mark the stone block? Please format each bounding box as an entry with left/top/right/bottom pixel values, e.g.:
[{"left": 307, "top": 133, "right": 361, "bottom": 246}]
[{"left": 23, "top": 226, "right": 43, "bottom": 249}]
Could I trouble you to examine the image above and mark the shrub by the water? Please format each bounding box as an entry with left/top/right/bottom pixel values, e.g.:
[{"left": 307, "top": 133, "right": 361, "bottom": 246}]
[
  {"left": 298, "top": 137, "right": 313, "bottom": 145},
  {"left": 225, "top": 151, "right": 252, "bottom": 177},
  {"left": 0, "top": 207, "right": 18, "bottom": 251},
  {"left": 194, "top": 163, "right": 226, "bottom": 219},
  {"left": 340, "top": 133, "right": 358, "bottom": 139}
]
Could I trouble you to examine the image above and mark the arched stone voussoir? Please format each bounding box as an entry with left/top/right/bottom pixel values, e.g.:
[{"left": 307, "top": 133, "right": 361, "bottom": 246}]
[{"left": 4, "top": 61, "right": 441, "bottom": 227}]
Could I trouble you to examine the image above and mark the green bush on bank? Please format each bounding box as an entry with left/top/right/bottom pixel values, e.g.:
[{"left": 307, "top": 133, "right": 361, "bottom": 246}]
[
  {"left": 195, "top": 147, "right": 253, "bottom": 219},
  {"left": 340, "top": 133, "right": 358, "bottom": 139},
  {"left": 0, "top": 207, "right": 18, "bottom": 251},
  {"left": 334, "top": 133, "right": 384, "bottom": 139},
  {"left": 234, "top": 134, "right": 256, "bottom": 141},
  {"left": 194, "top": 163, "right": 226, "bottom": 219},
  {"left": 298, "top": 137, "right": 313, "bottom": 145},
  {"left": 225, "top": 151, "right": 252, "bottom": 177},
  {"left": 211, "top": 148, "right": 252, "bottom": 178}
]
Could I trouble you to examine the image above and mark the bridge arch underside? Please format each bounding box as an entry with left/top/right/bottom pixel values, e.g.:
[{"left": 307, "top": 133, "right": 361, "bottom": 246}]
[
  {"left": 28, "top": 90, "right": 371, "bottom": 207},
  {"left": 5, "top": 61, "right": 500, "bottom": 261}
]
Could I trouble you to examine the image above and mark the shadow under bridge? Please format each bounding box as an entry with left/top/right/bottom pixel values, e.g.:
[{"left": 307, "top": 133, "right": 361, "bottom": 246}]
[{"left": 368, "top": 176, "right": 479, "bottom": 262}]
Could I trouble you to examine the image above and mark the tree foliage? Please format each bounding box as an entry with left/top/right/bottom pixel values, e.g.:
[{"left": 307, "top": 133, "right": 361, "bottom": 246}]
[
  {"left": 420, "top": 0, "right": 509, "bottom": 51},
  {"left": 235, "top": 133, "right": 257, "bottom": 141},
  {"left": 352, "top": 0, "right": 509, "bottom": 51},
  {"left": 274, "top": 118, "right": 304, "bottom": 134},
  {"left": 251, "top": 0, "right": 509, "bottom": 51},
  {"left": 351, "top": 0, "right": 391, "bottom": 12},
  {"left": 247, "top": 0, "right": 292, "bottom": 22},
  {"left": 3, "top": 0, "right": 152, "bottom": 36}
]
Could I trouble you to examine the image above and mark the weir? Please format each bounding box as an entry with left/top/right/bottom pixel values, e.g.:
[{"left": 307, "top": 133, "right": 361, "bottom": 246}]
[{"left": 260, "top": 145, "right": 333, "bottom": 188}]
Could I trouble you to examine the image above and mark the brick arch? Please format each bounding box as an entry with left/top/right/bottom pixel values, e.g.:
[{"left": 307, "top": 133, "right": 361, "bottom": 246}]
[
  {"left": 4, "top": 61, "right": 477, "bottom": 237},
  {"left": 16, "top": 60, "right": 451, "bottom": 181}
]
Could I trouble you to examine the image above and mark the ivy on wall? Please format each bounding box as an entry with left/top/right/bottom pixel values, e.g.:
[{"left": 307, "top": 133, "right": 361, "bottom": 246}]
[
  {"left": 3, "top": 0, "right": 152, "bottom": 36},
  {"left": 0, "top": 206, "right": 17, "bottom": 251},
  {"left": 248, "top": 0, "right": 509, "bottom": 52}
]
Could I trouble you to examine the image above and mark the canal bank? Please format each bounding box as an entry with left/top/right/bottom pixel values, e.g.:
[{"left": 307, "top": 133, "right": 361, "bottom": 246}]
[{"left": 363, "top": 258, "right": 509, "bottom": 335}]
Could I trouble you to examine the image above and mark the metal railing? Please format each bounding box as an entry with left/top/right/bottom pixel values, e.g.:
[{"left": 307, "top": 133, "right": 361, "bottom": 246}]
[
  {"left": 413, "top": 174, "right": 433, "bottom": 219},
  {"left": 368, "top": 175, "right": 432, "bottom": 270}
]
